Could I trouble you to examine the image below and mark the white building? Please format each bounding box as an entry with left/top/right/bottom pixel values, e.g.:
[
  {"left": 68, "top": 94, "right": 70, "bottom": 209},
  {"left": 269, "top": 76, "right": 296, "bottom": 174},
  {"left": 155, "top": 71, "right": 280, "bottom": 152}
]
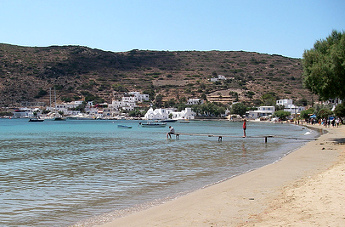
[
  {"left": 186, "top": 98, "right": 203, "bottom": 105},
  {"left": 276, "top": 99, "right": 293, "bottom": 107},
  {"left": 323, "top": 98, "right": 343, "bottom": 111},
  {"left": 122, "top": 92, "right": 149, "bottom": 103},
  {"left": 210, "top": 75, "right": 227, "bottom": 82},
  {"left": 247, "top": 106, "right": 275, "bottom": 119},
  {"left": 170, "top": 108, "right": 195, "bottom": 120},
  {"left": 144, "top": 108, "right": 195, "bottom": 120},
  {"left": 110, "top": 100, "right": 136, "bottom": 112},
  {"left": 13, "top": 108, "right": 33, "bottom": 118},
  {"left": 63, "top": 100, "right": 84, "bottom": 109},
  {"left": 143, "top": 108, "right": 175, "bottom": 120},
  {"left": 284, "top": 104, "right": 305, "bottom": 116},
  {"left": 276, "top": 99, "right": 305, "bottom": 115}
]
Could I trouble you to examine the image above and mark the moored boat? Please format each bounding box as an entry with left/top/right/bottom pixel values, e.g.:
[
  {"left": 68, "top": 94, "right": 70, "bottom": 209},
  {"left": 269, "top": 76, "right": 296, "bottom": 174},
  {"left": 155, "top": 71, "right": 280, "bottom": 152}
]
[
  {"left": 29, "top": 118, "right": 44, "bottom": 122},
  {"left": 139, "top": 121, "right": 167, "bottom": 127},
  {"left": 53, "top": 117, "right": 66, "bottom": 121},
  {"left": 118, "top": 125, "right": 132, "bottom": 128},
  {"left": 160, "top": 119, "right": 178, "bottom": 123}
]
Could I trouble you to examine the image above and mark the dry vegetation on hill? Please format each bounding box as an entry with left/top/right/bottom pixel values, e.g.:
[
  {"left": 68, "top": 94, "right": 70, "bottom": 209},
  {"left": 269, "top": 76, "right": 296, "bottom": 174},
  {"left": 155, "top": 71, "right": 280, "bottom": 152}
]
[{"left": 0, "top": 43, "right": 316, "bottom": 107}]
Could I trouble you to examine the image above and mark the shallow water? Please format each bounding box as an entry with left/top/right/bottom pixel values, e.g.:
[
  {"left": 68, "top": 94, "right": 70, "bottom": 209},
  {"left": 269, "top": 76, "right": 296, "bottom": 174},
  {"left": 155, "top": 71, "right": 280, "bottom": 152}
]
[{"left": 0, "top": 119, "right": 317, "bottom": 226}]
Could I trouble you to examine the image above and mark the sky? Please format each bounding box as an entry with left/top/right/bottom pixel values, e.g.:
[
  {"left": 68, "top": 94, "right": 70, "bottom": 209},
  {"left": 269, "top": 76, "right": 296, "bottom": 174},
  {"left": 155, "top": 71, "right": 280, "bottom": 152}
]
[{"left": 0, "top": 0, "right": 344, "bottom": 59}]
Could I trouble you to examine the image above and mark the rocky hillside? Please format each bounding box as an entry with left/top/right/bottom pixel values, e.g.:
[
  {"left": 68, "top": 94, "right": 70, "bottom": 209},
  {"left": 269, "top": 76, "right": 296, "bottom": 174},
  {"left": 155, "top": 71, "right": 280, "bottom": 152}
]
[{"left": 0, "top": 43, "right": 315, "bottom": 107}]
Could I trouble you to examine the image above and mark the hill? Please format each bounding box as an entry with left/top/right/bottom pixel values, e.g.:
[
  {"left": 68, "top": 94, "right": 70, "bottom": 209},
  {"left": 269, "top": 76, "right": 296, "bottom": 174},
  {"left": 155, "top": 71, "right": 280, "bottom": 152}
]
[{"left": 0, "top": 43, "right": 315, "bottom": 107}]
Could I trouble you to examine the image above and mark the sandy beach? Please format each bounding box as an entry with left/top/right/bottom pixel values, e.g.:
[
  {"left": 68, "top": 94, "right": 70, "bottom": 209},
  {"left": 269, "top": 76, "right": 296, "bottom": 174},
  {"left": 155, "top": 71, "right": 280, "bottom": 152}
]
[{"left": 97, "top": 124, "right": 345, "bottom": 227}]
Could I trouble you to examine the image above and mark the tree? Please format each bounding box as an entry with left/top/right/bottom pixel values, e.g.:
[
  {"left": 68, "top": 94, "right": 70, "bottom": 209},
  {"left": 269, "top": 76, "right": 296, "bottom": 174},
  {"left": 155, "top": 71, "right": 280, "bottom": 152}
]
[
  {"left": 200, "top": 93, "right": 207, "bottom": 101},
  {"left": 191, "top": 105, "right": 202, "bottom": 116},
  {"left": 261, "top": 92, "right": 276, "bottom": 106},
  {"left": 333, "top": 103, "right": 345, "bottom": 118},
  {"left": 155, "top": 94, "right": 163, "bottom": 108},
  {"left": 295, "top": 98, "right": 308, "bottom": 106},
  {"left": 300, "top": 108, "right": 315, "bottom": 120},
  {"left": 274, "top": 110, "right": 291, "bottom": 121},
  {"left": 112, "top": 83, "right": 128, "bottom": 92},
  {"left": 129, "top": 109, "right": 144, "bottom": 117},
  {"left": 231, "top": 103, "right": 247, "bottom": 116},
  {"left": 35, "top": 89, "right": 48, "bottom": 98},
  {"left": 302, "top": 30, "right": 345, "bottom": 100},
  {"left": 74, "top": 102, "right": 86, "bottom": 113},
  {"left": 164, "top": 99, "right": 176, "bottom": 108},
  {"left": 143, "top": 89, "right": 155, "bottom": 101},
  {"left": 196, "top": 102, "right": 226, "bottom": 117},
  {"left": 317, "top": 108, "right": 333, "bottom": 119}
]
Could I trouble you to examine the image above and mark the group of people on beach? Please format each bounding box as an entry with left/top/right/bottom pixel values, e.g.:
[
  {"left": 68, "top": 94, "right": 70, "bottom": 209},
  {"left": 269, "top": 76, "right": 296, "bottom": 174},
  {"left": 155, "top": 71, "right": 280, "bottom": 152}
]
[
  {"left": 321, "top": 118, "right": 340, "bottom": 127},
  {"left": 306, "top": 117, "right": 341, "bottom": 127}
]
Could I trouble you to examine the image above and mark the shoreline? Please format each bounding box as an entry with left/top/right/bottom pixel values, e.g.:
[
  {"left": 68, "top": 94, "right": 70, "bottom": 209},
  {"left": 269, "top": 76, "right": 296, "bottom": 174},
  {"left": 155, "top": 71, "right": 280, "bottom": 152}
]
[{"left": 93, "top": 124, "right": 344, "bottom": 226}]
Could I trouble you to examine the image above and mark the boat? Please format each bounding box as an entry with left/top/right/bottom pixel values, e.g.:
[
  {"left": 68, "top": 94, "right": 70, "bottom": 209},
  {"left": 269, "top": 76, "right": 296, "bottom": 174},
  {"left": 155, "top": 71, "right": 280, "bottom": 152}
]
[
  {"left": 67, "top": 116, "right": 94, "bottom": 120},
  {"left": 29, "top": 118, "right": 44, "bottom": 122},
  {"left": 53, "top": 117, "right": 66, "bottom": 121},
  {"left": 160, "top": 119, "right": 178, "bottom": 123},
  {"left": 139, "top": 121, "right": 167, "bottom": 127},
  {"left": 118, "top": 125, "right": 132, "bottom": 129}
]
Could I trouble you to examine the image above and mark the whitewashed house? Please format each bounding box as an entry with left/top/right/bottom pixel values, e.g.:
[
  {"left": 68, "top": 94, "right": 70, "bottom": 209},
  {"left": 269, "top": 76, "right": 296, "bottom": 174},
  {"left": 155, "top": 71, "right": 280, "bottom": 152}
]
[
  {"left": 210, "top": 75, "right": 227, "bottom": 82},
  {"left": 12, "top": 108, "right": 33, "bottom": 118},
  {"left": 247, "top": 106, "right": 275, "bottom": 119},
  {"left": 170, "top": 108, "right": 195, "bottom": 120},
  {"left": 144, "top": 108, "right": 175, "bottom": 120},
  {"left": 144, "top": 108, "right": 195, "bottom": 120},
  {"left": 110, "top": 100, "right": 136, "bottom": 112},
  {"left": 276, "top": 99, "right": 305, "bottom": 116},
  {"left": 122, "top": 92, "right": 149, "bottom": 103},
  {"left": 276, "top": 99, "right": 293, "bottom": 107},
  {"left": 283, "top": 104, "right": 305, "bottom": 116},
  {"left": 65, "top": 100, "right": 84, "bottom": 109},
  {"left": 187, "top": 98, "right": 203, "bottom": 105}
]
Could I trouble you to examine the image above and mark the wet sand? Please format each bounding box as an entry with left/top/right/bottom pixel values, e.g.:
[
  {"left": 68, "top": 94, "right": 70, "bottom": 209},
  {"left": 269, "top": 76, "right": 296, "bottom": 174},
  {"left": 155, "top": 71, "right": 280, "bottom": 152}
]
[{"left": 97, "top": 125, "right": 344, "bottom": 227}]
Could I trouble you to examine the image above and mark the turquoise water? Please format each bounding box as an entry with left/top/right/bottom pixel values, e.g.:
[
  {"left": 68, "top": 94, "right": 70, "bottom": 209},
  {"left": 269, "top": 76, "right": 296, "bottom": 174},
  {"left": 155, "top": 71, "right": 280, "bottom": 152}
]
[{"left": 0, "top": 119, "right": 317, "bottom": 226}]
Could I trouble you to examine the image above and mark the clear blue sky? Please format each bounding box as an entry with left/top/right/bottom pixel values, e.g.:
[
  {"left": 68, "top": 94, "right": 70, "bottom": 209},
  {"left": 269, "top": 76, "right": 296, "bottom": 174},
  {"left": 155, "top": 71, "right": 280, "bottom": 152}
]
[{"left": 1, "top": 0, "right": 344, "bottom": 58}]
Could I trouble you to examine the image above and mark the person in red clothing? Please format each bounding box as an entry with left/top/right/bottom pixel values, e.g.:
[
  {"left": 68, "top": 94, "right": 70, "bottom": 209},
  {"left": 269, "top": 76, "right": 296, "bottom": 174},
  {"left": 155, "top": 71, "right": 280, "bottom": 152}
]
[{"left": 242, "top": 119, "right": 247, "bottom": 138}]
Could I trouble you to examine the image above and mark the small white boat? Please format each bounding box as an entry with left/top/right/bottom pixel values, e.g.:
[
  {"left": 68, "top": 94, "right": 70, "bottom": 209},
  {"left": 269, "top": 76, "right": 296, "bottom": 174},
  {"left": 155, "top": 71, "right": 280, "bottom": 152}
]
[
  {"left": 29, "top": 118, "right": 44, "bottom": 122},
  {"left": 139, "top": 121, "right": 167, "bottom": 127}
]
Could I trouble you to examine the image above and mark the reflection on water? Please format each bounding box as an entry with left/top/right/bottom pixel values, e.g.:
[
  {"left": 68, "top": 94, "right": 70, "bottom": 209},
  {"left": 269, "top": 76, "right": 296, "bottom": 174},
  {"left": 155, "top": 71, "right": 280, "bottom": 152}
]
[{"left": 0, "top": 119, "right": 317, "bottom": 226}]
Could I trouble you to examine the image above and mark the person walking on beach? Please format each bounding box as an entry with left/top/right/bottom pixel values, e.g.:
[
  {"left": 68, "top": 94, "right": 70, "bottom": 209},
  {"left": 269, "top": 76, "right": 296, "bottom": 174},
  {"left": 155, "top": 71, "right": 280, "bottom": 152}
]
[
  {"left": 243, "top": 119, "right": 247, "bottom": 138},
  {"left": 167, "top": 126, "right": 175, "bottom": 139}
]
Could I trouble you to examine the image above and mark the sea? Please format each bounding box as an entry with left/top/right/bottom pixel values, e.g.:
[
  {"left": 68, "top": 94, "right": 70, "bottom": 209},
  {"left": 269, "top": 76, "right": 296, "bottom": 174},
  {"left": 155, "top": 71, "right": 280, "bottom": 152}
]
[{"left": 0, "top": 118, "right": 319, "bottom": 226}]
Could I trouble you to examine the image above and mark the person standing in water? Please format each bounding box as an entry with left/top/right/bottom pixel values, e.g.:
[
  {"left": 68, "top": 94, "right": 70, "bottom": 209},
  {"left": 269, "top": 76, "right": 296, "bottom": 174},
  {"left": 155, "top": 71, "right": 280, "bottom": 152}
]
[
  {"left": 243, "top": 119, "right": 247, "bottom": 138},
  {"left": 167, "top": 126, "right": 175, "bottom": 139}
]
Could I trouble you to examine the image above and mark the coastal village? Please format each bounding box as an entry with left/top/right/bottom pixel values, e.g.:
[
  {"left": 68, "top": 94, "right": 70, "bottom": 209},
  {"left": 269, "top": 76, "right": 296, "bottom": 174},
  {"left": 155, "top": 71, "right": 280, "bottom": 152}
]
[
  {"left": 3, "top": 72, "right": 343, "bottom": 122},
  {"left": 10, "top": 91, "right": 199, "bottom": 120},
  {"left": 7, "top": 88, "right": 343, "bottom": 122}
]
